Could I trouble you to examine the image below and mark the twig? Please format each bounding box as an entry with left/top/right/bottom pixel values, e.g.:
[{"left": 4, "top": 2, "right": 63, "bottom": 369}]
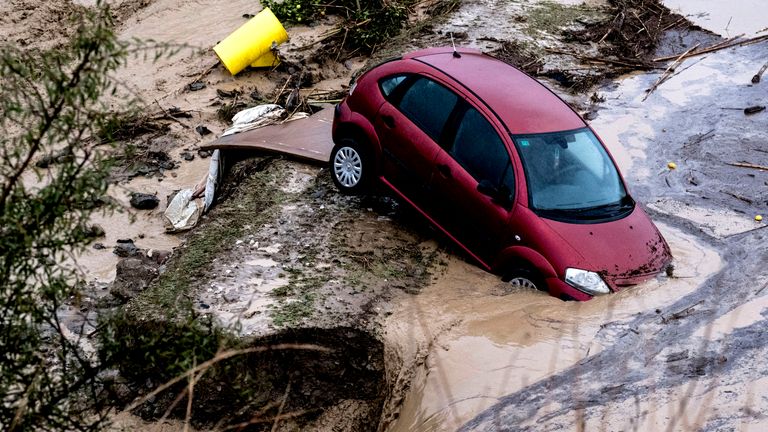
[
  {"left": 722, "top": 190, "right": 753, "bottom": 204},
  {"left": 153, "top": 99, "right": 189, "bottom": 128},
  {"left": 273, "top": 77, "right": 291, "bottom": 104},
  {"left": 643, "top": 43, "right": 699, "bottom": 101},
  {"left": 756, "top": 281, "right": 768, "bottom": 296},
  {"left": 683, "top": 128, "right": 715, "bottom": 148},
  {"left": 270, "top": 381, "right": 291, "bottom": 432},
  {"left": 726, "top": 162, "right": 768, "bottom": 171}
]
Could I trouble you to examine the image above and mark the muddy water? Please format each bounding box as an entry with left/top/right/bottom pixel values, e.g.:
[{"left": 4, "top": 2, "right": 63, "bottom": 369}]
[
  {"left": 386, "top": 224, "right": 720, "bottom": 431},
  {"left": 662, "top": 0, "right": 767, "bottom": 36},
  {"left": 76, "top": 152, "right": 210, "bottom": 282}
]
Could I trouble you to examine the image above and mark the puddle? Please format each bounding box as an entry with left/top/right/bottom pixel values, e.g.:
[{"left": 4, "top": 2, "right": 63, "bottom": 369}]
[
  {"left": 386, "top": 223, "right": 720, "bottom": 431},
  {"left": 662, "top": 0, "right": 768, "bottom": 36}
]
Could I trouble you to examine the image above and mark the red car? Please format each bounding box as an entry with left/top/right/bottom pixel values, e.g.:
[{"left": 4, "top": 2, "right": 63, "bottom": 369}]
[{"left": 330, "top": 47, "right": 671, "bottom": 301}]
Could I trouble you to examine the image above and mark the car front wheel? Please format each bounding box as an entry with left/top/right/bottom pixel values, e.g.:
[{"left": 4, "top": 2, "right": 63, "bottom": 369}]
[
  {"left": 330, "top": 138, "right": 370, "bottom": 194},
  {"left": 503, "top": 268, "right": 545, "bottom": 292}
]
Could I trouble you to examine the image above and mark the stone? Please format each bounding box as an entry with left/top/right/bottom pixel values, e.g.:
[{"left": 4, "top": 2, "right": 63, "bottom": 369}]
[
  {"left": 113, "top": 239, "right": 139, "bottom": 257},
  {"left": 89, "top": 224, "right": 106, "bottom": 237},
  {"left": 110, "top": 258, "right": 159, "bottom": 301},
  {"left": 195, "top": 125, "right": 212, "bottom": 136},
  {"left": 130, "top": 192, "right": 160, "bottom": 210},
  {"left": 188, "top": 81, "right": 206, "bottom": 91}
]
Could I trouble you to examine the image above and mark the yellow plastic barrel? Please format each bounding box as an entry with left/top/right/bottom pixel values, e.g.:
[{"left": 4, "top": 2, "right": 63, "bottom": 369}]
[{"left": 213, "top": 8, "right": 288, "bottom": 75}]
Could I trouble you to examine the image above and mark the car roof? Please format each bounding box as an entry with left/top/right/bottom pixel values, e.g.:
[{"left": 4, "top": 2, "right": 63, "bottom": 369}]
[{"left": 404, "top": 47, "right": 585, "bottom": 135}]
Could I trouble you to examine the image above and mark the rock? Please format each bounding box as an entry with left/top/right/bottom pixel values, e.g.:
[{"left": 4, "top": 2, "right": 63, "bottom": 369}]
[
  {"left": 93, "top": 242, "right": 106, "bottom": 250},
  {"left": 188, "top": 81, "right": 206, "bottom": 91},
  {"left": 113, "top": 239, "right": 139, "bottom": 257},
  {"left": 147, "top": 249, "right": 172, "bottom": 264},
  {"left": 180, "top": 151, "right": 195, "bottom": 161},
  {"left": 110, "top": 258, "right": 159, "bottom": 301},
  {"left": 197, "top": 149, "right": 212, "bottom": 159},
  {"left": 35, "top": 149, "right": 73, "bottom": 168},
  {"left": 89, "top": 224, "right": 106, "bottom": 238},
  {"left": 216, "top": 89, "right": 241, "bottom": 98},
  {"left": 195, "top": 125, "right": 212, "bottom": 136},
  {"left": 130, "top": 192, "right": 160, "bottom": 210}
]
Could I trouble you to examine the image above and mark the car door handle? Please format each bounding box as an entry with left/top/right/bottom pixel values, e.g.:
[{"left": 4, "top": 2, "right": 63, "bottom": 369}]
[
  {"left": 437, "top": 164, "right": 452, "bottom": 178},
  {"left": 382, "top": 115, "right": 395, "bottom": 128}
]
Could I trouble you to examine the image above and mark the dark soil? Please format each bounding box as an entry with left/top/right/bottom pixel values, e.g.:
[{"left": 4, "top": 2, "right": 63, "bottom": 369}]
[{"left": 123, "top": 326, "right": 386, "bottom": 430}]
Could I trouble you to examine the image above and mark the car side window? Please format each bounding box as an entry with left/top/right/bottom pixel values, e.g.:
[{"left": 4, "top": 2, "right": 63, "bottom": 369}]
[
  {"left": 450, "top": 106, "right": 515, "bottom": 196},
  {"left": 396, "top": 77, "right": 458, "bottom": 141},
  {"left": 380, "top": 75, "right": 408, "bottom": 98}
]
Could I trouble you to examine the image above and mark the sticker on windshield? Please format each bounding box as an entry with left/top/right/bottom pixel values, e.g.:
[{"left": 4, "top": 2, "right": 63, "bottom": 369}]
[{"left": 520, "top": 139, "right": 530, "bottom": 147}]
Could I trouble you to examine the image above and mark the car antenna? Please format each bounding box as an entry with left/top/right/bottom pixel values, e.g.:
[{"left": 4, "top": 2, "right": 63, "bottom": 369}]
[{"left": 451, "top": 32, "right": 461, "bottom": 58}]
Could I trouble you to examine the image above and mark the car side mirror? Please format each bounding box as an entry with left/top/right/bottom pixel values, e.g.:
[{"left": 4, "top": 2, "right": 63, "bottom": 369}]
[{"left": 478, "top": 180, "right": 513, "bottom": 210}]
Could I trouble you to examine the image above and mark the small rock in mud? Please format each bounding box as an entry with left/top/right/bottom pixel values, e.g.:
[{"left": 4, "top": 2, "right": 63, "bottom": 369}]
[
  {"left": 110, "top": 257, "right": 160, "bottom": 301},
  {"left": 216, "top": 89, "right": 241, "bottom": 99},
  {"left": 86, "top": 223, "right": 106, "bottom": 238},
  {"left": 188, "top": 81, "right": 206, "bottom": 91},
  {"left": 198, "top": 149, "right": 212, "bottom": 159},
  {"left": 180, "top": 151, "right": 195, "bottom": 161},
  {"left": 130, "top": 192, "right": 160, "bottom": 210},
  {"left": 113, "top": 239, "right": 140, "bottom": 258},
  {"left": 35, "top": 149, "right": 73, "bottom": 168},
  {"left": 195, "top": 125, "right": 212, "bottom": 136}
]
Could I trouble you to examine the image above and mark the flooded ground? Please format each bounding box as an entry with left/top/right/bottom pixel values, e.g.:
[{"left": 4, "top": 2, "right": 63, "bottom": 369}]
[
  {"left": 385, "top": 224, "right": 721, "bottom": 431},
  {"left": 7, "top": 0, "right": 768, "bottom": 430}
]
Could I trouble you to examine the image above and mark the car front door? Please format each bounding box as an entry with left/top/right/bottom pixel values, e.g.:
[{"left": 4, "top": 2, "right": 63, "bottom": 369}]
[
  {"left": 428, "top": 104, "right": 517, "bottom": 265},
  {"left": 374, "top": 75, "right": 459, "bottom": 202}
]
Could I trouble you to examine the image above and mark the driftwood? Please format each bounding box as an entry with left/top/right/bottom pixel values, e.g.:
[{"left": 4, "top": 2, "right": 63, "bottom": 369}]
[
  {"left": 726, "top": 162, "right": 768, "bottom": 171},
  {"left": 544, "top": 49, "right": 654, "bottom": 69},
  {"left": 643, "top": 43, "right": 699, "bottom": 101},
  {"left": 653, "top": 34, "right": 768, "bottom": 63}
]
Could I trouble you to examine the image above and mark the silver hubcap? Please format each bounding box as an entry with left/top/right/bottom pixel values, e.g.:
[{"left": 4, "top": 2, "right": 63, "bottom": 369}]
[
  {"left": 508, "top": 277, "right": 537, "bottom": 290},
  {"left": 333, "top": 146, "right": 362, "bottom": 188}
]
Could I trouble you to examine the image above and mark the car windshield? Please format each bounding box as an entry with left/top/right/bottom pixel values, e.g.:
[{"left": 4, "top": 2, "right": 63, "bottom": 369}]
[{"left": 513, "top": 128, "right": 631, "bottom": 221}]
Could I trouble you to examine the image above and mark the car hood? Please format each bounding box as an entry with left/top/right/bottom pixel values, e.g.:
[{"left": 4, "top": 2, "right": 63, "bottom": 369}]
[{"left": 541, "top": 206, "right": 671, "bottom": 290}]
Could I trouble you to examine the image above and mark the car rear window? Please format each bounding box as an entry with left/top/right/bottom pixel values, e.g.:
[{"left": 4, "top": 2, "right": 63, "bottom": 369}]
[
  {"left": 397, "top": 77, "right": 458, "bottom": 141},
  {"left": 380, "top": 75, "right": 407, "bottom": 98}
]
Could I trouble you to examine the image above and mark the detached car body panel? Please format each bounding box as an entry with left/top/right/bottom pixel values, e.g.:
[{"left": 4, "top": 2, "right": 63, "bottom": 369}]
[{"left": 331, "top": 47, "right": 672, "bottom": 300}]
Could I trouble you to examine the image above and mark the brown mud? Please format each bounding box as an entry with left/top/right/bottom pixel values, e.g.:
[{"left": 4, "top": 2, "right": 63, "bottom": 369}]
[{"left": 6, "top": 0, "right": 768, "bottom": 430}]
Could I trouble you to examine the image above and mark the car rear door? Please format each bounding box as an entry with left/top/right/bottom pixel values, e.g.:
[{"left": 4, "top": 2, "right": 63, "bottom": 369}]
[
  {"left": 374, "top": 75, "right": 459, "bottom": 203},
  {"left": 427, "top": 103, "right": 518, "bottom": 265}
]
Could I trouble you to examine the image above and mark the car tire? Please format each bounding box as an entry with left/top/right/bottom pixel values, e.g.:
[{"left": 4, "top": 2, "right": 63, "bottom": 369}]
[
  {"left": 503, "top": 268, "right": 545, "bottom": 292},
  {"left": 330, "top": 138, "right": 371, "bottom": 195}
]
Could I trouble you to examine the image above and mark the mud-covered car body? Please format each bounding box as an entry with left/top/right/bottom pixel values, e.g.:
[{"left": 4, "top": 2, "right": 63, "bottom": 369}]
[{"left": 330, "top": 47, "right": 672, "bottom": 301}]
